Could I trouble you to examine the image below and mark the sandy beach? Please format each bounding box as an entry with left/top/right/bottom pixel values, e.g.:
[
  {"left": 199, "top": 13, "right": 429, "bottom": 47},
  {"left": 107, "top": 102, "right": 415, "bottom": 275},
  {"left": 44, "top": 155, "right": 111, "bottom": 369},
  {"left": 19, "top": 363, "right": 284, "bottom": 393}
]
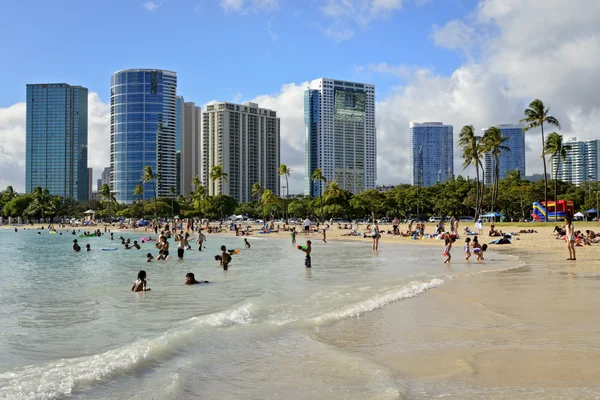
[{"left": 3, "top": 220, "right": 600, "bottom": 398}]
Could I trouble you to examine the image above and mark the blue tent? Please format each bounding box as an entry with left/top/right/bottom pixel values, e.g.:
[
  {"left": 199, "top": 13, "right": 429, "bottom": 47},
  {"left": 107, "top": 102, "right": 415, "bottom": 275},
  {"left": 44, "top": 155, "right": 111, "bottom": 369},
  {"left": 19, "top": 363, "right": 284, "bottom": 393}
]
[
  {"left": 586, "top": 209, "right": 598, "bottom": 214},
  {"left": 481, "top": 212, "right": 502, "bottom": 218}
]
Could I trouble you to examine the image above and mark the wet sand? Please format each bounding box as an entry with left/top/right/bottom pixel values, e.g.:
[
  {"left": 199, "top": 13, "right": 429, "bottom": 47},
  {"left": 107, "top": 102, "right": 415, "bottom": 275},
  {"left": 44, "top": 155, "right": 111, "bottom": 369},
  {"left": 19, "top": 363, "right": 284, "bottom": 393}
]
[{"left": 314, "top": 248, "right": 600, "bottom": 399}]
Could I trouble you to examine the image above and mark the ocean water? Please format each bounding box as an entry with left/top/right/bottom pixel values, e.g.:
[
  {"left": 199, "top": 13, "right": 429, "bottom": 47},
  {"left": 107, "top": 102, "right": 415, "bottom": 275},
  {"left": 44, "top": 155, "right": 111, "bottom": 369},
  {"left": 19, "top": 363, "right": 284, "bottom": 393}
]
[{"left": 0, "top": 228, "right": 519, "bottom": 400}]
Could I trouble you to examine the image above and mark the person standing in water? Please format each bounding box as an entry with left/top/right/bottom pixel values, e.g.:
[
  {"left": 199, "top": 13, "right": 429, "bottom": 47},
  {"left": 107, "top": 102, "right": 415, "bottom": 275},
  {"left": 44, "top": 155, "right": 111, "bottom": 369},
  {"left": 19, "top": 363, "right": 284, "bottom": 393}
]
[
  {"left": 291, "top": 228, "right": 296, "bottom": 244},
  {"left": 220, "top": 245, "right": 231, "bottom": 270},
  {"left": 443, "top": 236, "right": 454, "bottom": 264},
  {"left": 371, "top": 220, "right": 380, "bottom": 251},
  {"left": 196, "top": 230, "right": 206, "bottom": 251},
  {"left": 298, "top": 240, "right": 312, "bottom": 268},
  {"left": 565, "top": 217, "right": 576, "bottom": 260},
  {"left": 464, "top": 237, "right": 472, "bottom": 260},
  {"left": 244, "top": 238, "right": 251, "bottom": 248},
  {"left": 175, "top": 232, "right": 189, "bottom": 259}
]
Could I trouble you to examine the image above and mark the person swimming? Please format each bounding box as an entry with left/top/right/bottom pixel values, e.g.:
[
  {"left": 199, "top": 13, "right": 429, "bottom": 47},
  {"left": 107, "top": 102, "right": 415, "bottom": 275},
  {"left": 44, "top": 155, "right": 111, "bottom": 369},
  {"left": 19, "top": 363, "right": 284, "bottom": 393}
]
[
  {"left": 85, "top": 244, "right": 91, "bottom": 252},
  {"left": 131, "top": 270, "right": 150, "bottom": 292},
  {"left": 72, "top": 239, "right": 81, "bottom": 252},
  {"left": 146, "top": 253, "right": 154, "bottom": 262},
  {"left": 185, "top": 273, "right": 209, "bottom": 285}
]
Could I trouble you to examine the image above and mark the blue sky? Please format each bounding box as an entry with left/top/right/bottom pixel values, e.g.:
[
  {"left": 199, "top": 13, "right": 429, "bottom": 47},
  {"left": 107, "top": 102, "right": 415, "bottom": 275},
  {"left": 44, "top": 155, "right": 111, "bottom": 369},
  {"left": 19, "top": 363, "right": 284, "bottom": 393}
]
[
  {"left": 0, "top": 0, "right": 474, "bottom": 106},
  {"left": 1, "top": 0, "right": 598, "bottom": 193}
]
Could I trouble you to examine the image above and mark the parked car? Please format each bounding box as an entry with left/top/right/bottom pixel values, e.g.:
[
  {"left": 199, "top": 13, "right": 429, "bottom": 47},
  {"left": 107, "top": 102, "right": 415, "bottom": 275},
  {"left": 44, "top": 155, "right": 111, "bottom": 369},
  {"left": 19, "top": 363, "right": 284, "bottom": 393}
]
[{"left": 429, "top": 216, "right": 442, "bottom": 223}]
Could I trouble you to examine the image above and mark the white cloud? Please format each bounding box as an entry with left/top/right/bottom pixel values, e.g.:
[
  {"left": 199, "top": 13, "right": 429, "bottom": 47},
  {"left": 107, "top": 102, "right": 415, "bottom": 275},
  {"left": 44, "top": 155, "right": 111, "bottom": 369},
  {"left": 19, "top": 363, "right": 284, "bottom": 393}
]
[
  {"left": 319, "top": 0, "right": 404, "bottom": 41},
  {"left": 0, "top": 92, "right": 110, "bottom": 193},
  {"left": 220, "top": 0, "right": 279, "bottom": 14},
  {"left": 143, "top": 1, "right": 161, "bottom": 12},
  {"left": 431, "top": 19, "right": 477, "bottom": 51},
  {"left": 368, "top": 62, "right": 413, "bottom": 79}
]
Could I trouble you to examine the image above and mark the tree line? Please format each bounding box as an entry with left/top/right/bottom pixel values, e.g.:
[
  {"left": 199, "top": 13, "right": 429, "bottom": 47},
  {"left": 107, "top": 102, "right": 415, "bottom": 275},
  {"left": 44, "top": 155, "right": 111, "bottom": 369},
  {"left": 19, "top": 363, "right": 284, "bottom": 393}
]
[{"left": 0, "top": 99, "right": 588, "bottom": 223}]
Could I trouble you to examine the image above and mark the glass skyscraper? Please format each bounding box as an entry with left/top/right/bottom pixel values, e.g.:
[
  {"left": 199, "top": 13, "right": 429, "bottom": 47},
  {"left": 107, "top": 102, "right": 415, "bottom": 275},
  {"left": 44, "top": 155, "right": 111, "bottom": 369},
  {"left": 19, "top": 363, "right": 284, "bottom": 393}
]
[
  {"left": 410, "top": 122, "right": 454, "bottom": 187},
  {"left": 483, "top": 124, "right": 525, "bottom": 184},
  {"left": 304, "top": 78, "right": 376, "bottom": 196},
  {"left": 25, "top": 83, "right": 89, "bottom": 200},
  {"left": 110, "top": 69, "right": 178, "bottom": 203}
]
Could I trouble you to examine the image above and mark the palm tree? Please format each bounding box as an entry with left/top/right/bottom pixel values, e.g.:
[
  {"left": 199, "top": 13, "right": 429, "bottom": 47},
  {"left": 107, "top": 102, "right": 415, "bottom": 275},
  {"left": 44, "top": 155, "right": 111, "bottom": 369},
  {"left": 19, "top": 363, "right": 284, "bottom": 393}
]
[
  {"left": 191, "top": 175, "right": 200, "bottom": 193},
  {"left": 520, "top": 99, "right": 561, "bottom": 221},
  {"left": 141, "top": 165, "right": 158, "bottom": 217},
  {"left": 31, "top": 187, "right": 53, "bottom": 221},
  {"left": 169, "top": 186, "right": 176, "bottom": 218},
  {"left": 482, "top": 126, "right": 510, "bottom": 213},
  {"left": 251, "top": 183, "right": 264, "bottom": 201},
  {"left": 324, "top": 181, "right": 345, "bottom": 219},
  {"left": 133, "top": 184, "right": 144, "bottom": 204},
  {"left": 210, "top": 165, "right": 229, "bottom": 220},
  {"left": 311, "top": 168, "right": 327, "bottom": 222},
  {"left": 278, "top": 164, "right": 291, "bottom": 198},
  {"left": 544, "top": 132, "right": 570, "bottom": 222},
  {"left": 260, "top": 189, "right": 279, "bottom": 220},
  {"left": 459, "top": 125, "right": 482, "bottom": 217},
  {"left": 192, "top": 185, "right": 207, "bottom": 218},
  {"left": 2, "top": 186, "right": 17, "bottom": 202},
  {"left": 278, "top": 164, "right": 292, "bottom": 222},
  {"left": 98, "top": 184, "right": 116, "bottom": 219}
]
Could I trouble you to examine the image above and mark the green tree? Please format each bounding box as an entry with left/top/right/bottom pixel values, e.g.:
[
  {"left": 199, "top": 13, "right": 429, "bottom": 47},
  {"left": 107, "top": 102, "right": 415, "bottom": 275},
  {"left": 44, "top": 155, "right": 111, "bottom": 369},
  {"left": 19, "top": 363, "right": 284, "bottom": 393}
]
[
  {"left": 191, "top": 175, "right": 201, "bottom": 193},
  {"left": 133, "top": 184, "right": 144, "bottom": 204},
  {"left": 481, "top": 126, "right": 510, "bottom": 213},
  {"left": 311, "top": 168, "right": 327, "bottom": 222},
  {"left": 210, "top": 165, "right": 229, "bottom": 220},
  {"left": 3, "top": 194, "right": 33, "bottom": 217},
  {"left": 0, "top": 185, "right": 17, "bottom": 211},
  {"left": 544, "top": 132, "right": 570, "bottom": 221},
  {"left": 459, "top": 125, "right": 483, "bottom": 217},
  {"left": 251, "top": 182, "right": 264, "bottom": 201},
  {"left": 520, "top": 99, "right": 561, "bottom": 221},
  {"left": 98, "top": 184, "right": 116, "bottom": 219},
  {"left": 350, "top": 189, "right": 386, "bottom": 219},
  {"left": 141, "top": 165, "right": 158, "bottom": 217},
  {"left": 192, "top": 185, "right": 207, "bottom": 218},
  {"left": 260, "top": 189, "right": 279, "bottom": 219}
]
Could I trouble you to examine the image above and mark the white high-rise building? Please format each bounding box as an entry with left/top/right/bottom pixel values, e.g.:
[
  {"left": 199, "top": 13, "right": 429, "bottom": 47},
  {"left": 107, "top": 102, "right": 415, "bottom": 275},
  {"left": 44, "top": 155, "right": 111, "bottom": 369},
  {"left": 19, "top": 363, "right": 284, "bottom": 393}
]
[
  {"left": 180, "top": 101, "right": 202, "bottom": 196},
  {"left": 201, "top": 102, "right": 280, "bottom": 203},
  {"left": 304, "top": 78, "right": 376, "bottom": 196},
  {"left": 410, "top": 122, "right": 454, "bottom": 187},
  {"left": 552, "top": 137, "right": 600, "bottom": 186}
]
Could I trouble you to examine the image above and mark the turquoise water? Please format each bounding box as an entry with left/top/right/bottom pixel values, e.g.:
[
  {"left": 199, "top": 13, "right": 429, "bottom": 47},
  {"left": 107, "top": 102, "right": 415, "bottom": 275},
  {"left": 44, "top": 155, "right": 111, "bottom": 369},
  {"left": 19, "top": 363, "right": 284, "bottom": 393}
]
[{"left": 0, "top": 228, "right": 518, "bottom": 400}]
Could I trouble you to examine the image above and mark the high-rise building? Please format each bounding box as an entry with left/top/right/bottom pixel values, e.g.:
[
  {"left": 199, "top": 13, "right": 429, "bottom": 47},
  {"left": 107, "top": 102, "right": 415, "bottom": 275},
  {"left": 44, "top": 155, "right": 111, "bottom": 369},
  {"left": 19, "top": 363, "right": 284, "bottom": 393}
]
[
  {"left": 552, "top": 137, "right": 600, "bottom": 186},
  {"left": 483, "top": 124, "right": 525, "bottom": 184},
  {"left": 97, "top": 178, "right": 102, "bottom": 192},
  {"left": 410, "top": 122, "right": 454, "bottom": 187},
  {"left": 25, "top": 83, "right": 89, "bottom": 200},
  {"left": 100, "top": 167, "right": 111, "bottom": 189},
  {"left": 304, "top": 78, "right": 376, "bottom": 196},
  {"left": 110, "top": 69, "right": 177, "bottom": 203},
  {"left": 202, "top": 101, "right": 280, "bottom": 202},
  {"left": 180, "top": 101, "right": 202, "bottom": 196},
  {"left": 88, "top": 168, "right": 93, "bottom": 200}
]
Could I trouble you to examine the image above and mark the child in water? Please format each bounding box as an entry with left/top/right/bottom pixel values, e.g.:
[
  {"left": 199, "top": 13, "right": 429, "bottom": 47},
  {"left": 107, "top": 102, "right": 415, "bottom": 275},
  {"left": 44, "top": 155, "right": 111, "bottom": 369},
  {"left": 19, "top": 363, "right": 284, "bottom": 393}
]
[
  {"left": 464, "top": 237, "right": 472, "bottom": 260},
  {"left": 476, "top": 244, "right": 488, "bottom": 260},
  {"left": 85, "top": 244, "right": 91, "bottom": 252},
  {"left": 298, "top": 240, "right": 312, "bottom": 268},
  {"left": 443, "top": 237, "right": 454, "bottom": 264},
  {"left": 131, "top": 270, "right": 150, "bottom": 292},
  {"left": 220, "top": 245, "right": 231, "bottom": 270},
  {"left": 146, "top": 253, "right": 154, "bottom": 262},
  {"left": 244, "top": 238, "right": 251, "bottom": 248},
  {"left": 291, "top": 228, "right": 296, "bottom": 244},
  {"left": 185, "top": 273, "right": 209, "bottom": 285}
]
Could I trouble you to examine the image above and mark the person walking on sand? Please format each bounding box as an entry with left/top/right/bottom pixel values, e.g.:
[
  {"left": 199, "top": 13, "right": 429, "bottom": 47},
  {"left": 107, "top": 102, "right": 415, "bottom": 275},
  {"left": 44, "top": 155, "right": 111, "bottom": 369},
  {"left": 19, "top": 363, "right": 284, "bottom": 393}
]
[
  {"left": 475, "top": 217, "right": 483, "bottom": 235},
  {"left": 371, "top": 220, "right": 380, "bottom": 251},
  {"left": 565, "top": 217, "right": 576, "bottom": 260},
  {"left": 450, "top": 216, "right": 456, "bottom": 235},
  {"left": 303, "top": 217, "right": 311, "bottom": 235}
]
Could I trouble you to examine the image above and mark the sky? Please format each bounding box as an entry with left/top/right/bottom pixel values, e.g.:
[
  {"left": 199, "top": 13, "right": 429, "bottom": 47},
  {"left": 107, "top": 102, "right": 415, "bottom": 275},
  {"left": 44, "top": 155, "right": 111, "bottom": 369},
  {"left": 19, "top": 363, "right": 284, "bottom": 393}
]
[{"left": 1, "top": 0, "right": 599, "bottom": 195}]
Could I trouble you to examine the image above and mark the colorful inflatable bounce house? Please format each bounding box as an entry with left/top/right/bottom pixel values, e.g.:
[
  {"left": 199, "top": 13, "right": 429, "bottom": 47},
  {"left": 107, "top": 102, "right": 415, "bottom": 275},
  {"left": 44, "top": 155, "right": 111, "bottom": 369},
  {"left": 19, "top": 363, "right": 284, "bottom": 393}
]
[{"left": 531, "top": 200, "right": 574, "bottom": 222}]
